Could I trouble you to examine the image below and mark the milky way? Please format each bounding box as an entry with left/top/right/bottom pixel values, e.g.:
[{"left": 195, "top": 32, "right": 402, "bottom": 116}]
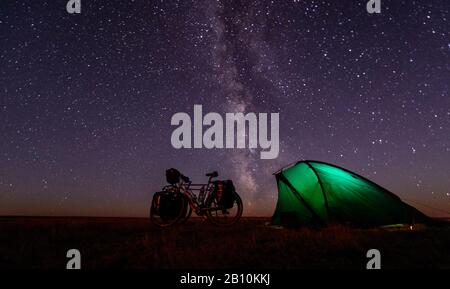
[{"left": 0, "top": 0, "right": 449, "bottom": 217}]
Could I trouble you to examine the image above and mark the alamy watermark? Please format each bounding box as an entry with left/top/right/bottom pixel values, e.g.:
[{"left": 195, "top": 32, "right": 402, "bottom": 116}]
[
  {"left": 366, "top": 249, "right": 381, "bottom": 269},
  {"left": 367, "top": 0, "right": 381, "bottom": 14},
  {"left": 68, "top": 1, "right": 381, "bottom": 15},
  {"left": 66, "top": 249, "right": 81, "bottom": 269},
  {"left": 170, "top": 105, "right": 279, "bottom": 160},
  {"left": 66, "top": 0, "right": 81, "bottom": 14}
]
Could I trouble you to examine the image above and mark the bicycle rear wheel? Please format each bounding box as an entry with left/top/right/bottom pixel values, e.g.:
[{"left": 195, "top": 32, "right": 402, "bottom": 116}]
[{"left": 205, "top": 192, "right": 243, "bottom": 226}]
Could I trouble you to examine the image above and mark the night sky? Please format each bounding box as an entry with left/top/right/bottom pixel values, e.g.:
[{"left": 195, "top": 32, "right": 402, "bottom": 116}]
[{"left": 1, "top": 0, "right": 449, "bottom": 217}]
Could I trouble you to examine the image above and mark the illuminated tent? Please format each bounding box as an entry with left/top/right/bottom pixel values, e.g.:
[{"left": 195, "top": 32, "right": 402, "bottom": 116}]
[{"left": 272, "top": 160, "right": 429, "bottom": 227}]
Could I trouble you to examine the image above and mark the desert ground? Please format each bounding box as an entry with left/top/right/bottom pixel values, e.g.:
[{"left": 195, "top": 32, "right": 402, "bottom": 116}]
[{"left": 0, "top": 216, "right": 449, "bottom": 269}]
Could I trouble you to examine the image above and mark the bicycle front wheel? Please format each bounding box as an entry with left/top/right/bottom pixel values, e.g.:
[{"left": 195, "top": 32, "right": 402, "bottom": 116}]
[
  {"left": 205, "top": 192, "right": 243, "bottom": 226},
  {"left": 178, "top": 195, "right": 193, "bottom": 224},
  {"left": 150, "top": 192, "right": 186, "bottom": 228}
]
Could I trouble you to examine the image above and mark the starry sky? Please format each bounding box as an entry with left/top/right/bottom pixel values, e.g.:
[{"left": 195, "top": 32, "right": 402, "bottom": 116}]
[{"left": 0, "top": 0, "right": 449, "bottom": 217}]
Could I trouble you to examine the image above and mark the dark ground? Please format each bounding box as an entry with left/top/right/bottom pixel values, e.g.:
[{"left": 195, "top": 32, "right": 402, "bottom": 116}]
[{"left": 0, "top": 216, "right": 449, "bottom": 269}]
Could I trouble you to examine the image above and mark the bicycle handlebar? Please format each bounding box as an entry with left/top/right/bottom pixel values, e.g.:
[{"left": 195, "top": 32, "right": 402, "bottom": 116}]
[
  {"left": 205, "top": 171, "right": 218, "bottom": 178},
  {"left": 181, "top": 175, "right": 190, "bottom": 183}
]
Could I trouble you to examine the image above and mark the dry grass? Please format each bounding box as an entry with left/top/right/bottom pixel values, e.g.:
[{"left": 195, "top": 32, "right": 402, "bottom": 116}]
[{"left": 0, "top": 217, "right": 449, "bottom": 269}]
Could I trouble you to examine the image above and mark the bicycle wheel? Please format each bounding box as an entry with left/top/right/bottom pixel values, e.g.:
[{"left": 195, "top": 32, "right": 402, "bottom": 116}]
[
  {"left": 150, "top": 192, "right": 186, "bottom": 228},
  {"left": 205, "top": 192, "right": 243, "bottom": 226},
  {"left": 178, "top": 195, "right": 193, "bottom": 224}
]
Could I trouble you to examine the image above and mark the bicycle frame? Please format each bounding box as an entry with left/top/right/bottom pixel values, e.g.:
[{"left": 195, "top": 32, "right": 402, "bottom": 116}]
[{"left": 177, "top": 176, "right": 216, "bottom": 215}]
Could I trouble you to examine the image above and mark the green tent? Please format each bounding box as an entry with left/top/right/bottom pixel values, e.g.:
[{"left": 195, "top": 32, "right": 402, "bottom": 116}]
[{"left": 272, "top": 160, "right": 429, "bottom": 227}]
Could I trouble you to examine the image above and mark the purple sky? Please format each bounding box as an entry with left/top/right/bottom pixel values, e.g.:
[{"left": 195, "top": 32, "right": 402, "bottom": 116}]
[{"left": 0, "top": 0, "right": 449, "bottom": 217}]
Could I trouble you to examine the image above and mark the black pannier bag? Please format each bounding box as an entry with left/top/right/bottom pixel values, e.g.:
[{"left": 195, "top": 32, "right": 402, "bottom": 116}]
[
  {"left": 166, "top": 168, "right": 181, "bottom": 184},
  {"left": 214, "top": 180, "right": 236, "bottom": 209},
  {"left": 152, "top": 190, "right": 184, "bottom": 220}
]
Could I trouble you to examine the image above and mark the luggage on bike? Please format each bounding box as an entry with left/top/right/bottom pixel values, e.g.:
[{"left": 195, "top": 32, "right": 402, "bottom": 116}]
[
  {"left": 151, "top": 190, "right": 184, "bottom": 221},
  {"left": 166, "top": 168, "right": 181, "bottom": 184},
  {"left": 213, "top": 180, "right": 236, "bottom": 209}
]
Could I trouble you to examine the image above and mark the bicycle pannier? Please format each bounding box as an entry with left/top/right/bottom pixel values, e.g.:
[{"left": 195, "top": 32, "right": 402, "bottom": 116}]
[
  {"left": 214, "top": 180, "right": 236, "bottom": 209},
  {"left": 166, "top": 168, "right": 181, "bottom": 184},
  {"left": 152, "top": 191, "right": 183, "bottom": 220}
]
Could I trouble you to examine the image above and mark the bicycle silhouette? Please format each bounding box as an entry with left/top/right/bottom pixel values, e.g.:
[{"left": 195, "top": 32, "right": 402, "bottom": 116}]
[{"left": 150, "top": 169, "right": 243, "bottom": 227}]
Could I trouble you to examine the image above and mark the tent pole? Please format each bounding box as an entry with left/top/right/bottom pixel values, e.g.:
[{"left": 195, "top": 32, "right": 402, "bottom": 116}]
[
  {"left": 304, "top": 161, "right": 331, "bottom": 222},
  {"left": 277, "top": 173, "right": 324, "bottom": 225}
]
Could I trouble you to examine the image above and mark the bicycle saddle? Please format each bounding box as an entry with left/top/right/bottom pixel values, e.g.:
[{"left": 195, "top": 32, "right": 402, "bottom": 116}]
[{"left": 205, "top": 171, "right": 218, "bottom": 178}]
